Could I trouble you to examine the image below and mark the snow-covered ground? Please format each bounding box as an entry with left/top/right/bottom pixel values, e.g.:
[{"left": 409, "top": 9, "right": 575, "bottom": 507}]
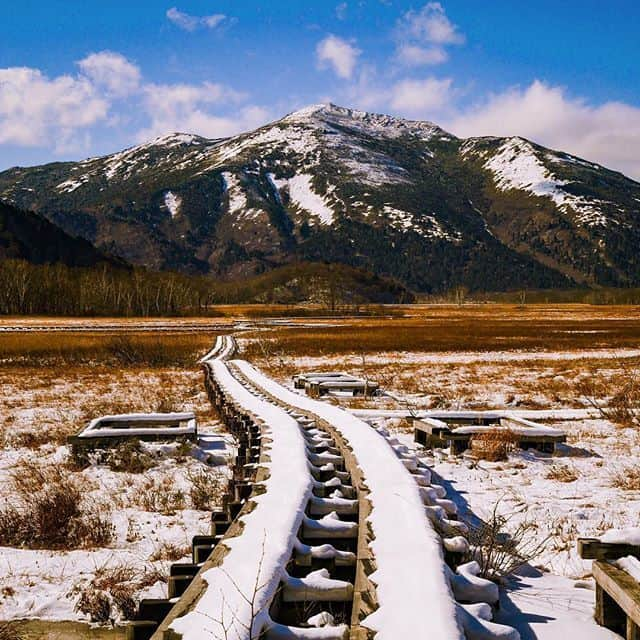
[
  {"left": 0, "top": 434, "right": 232, "bottom": 623},
  {"left": 253, "top": 342, "right": 640, "bottom": 639},
  {"left": 0, "top": 363, "right": 232, "bottom": 625}
]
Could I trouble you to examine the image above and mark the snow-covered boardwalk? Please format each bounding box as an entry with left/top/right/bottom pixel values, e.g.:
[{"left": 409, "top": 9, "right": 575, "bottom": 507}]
[{"left": 147, "top": 335, "right": 520, "bottom": 640}]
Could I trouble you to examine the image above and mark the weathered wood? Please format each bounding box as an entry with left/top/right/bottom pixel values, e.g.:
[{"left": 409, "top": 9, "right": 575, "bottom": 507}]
[
  {"left": 593, "top": 561, "right": 640, "bottom": 631},
  {"left": 579, "top": 538, "right": 640, "bottom": 561}
]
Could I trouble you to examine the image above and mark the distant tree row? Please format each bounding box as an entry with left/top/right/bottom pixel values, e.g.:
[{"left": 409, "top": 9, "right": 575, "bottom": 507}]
[
  {"left": 0, "top": 259, "right": 411, "bottom": 316},
  {"left": 0, "top": 260, "right": 216, "bottom": 316}
]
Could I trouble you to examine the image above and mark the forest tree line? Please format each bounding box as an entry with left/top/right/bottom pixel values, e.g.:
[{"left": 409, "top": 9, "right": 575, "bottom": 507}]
[{"left": 0, "top": 259, "right": 410, "bottom": 316}]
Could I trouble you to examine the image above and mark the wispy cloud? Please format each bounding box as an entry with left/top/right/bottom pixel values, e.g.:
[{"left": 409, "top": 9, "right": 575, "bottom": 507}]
[
  {"left": 316, "top": 35, "right": 361, "bottom": 79},
  {"left": 394, "top": 2, "right": 464, "bottom": 67},
  {"left": 335, "top": 3, "right": 348, "bottom": 20},
  {"left": 166, "top": 7, "right": 228, "bottom": 32}
]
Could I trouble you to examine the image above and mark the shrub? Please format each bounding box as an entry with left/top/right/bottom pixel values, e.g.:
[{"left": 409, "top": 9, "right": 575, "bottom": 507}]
[
  {"left": 470, "top": 429, "right": 519, "bottom": 462},
  {"left": 545, "top": 463, "right": 578, "bottom": 482},
  {"left": 149, "top": 541, "right": 191, "bottom": 562},
  {"left": 135, "top": 476, "right": 186, "bottom": 515},
  {"left": 464, "top": 501, "right": 550, "bottom": 581},
  {"left": 104, "top": 441, "right": 157, "bottom": 474},
  {"left": 74, "top": 565, "right": 165, "bottom": 623},
  {"left": 577, "top": 370, "right": 640, "bottom": 429},
  {"left": 188, "top": 468, "right": 225, "bottom": 511},
  {"left": 0, "top": 462, "right": 114, "bottom": 549}
]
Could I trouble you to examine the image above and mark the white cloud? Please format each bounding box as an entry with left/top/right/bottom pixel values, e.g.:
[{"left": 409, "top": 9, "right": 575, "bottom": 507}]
[
  {"left": 166, "top": 7, "right": 227, "bottom": 31},
  {"left": 389, "top": 77, "right": 453, "bottom": 114},
  {"left": 396, "top": 44, "right": 448, "bottom": 66},
  {"left": 0, "top": 67, "right": 108, "bottom": 149},
  {"left": 335, "top": 2, "right": 348, "bottom": 20},
  {"left": 448, "top": 80, "right": 640, "bottom": 180},
  {"left": 316, "top": 35, "right": 361, "bottom": 79},
  {"left": 138, "top": 81, "right": 267, "bottom": 140},
  {"left": 399, "top": 2, "right": 464, "bottom": 45},
  {"left": 77, "top": 51, "right": 141, "bottom": 97},
  {"left": 394, "top": 3, "right": 463, "bottom": 67},
  {"left": 0, "top": 52, "right": 267, "bottom": 157}
]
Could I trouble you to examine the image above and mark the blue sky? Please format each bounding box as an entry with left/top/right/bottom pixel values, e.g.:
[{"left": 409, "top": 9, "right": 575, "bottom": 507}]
[{"left": 1, "top": 1, "right": 639, "bottom": 178}]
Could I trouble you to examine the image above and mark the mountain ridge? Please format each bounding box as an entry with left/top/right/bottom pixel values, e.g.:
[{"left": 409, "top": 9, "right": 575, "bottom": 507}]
[{"left": 1, "top": 103, "right": 638, "bottom": 292}]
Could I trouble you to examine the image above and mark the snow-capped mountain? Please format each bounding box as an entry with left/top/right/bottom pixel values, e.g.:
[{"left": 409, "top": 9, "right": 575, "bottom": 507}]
[{"left": 1, "top": 103, "right": 639, "bottom": 291}]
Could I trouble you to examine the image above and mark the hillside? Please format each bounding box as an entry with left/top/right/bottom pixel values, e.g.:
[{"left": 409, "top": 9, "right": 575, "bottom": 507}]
[
  {"left": 1, "top": 104, "right": 639, "bottom": 292},
  {"left": 0, "top": 200, "right": 120, "bottom": 267}
]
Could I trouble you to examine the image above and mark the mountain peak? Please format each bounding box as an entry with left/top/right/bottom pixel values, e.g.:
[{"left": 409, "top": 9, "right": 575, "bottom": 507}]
[{"left": 281, "top": 102, "right": 449, "bottom": 140}]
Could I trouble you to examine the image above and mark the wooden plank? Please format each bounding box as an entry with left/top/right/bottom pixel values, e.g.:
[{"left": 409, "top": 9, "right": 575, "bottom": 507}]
[
  {"left": 579, "top": 538, "right": 640, "bottom": 560},
  {"left": 593, "top": 561, "right": 640, "bottom": 627}
]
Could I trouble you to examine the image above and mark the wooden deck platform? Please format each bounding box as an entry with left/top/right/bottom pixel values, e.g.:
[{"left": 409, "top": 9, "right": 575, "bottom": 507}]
[
  {"left": 293, "top": 372, "right": 379, "bottom": 397},
  {"left": 414, "top": 413, "right": 566, "bottom": 454}
]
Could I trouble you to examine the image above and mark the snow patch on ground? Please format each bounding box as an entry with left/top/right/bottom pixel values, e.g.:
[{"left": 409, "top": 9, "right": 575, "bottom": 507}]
[{"left": 56, "top": 176, "right": 89, "bottom": 193}]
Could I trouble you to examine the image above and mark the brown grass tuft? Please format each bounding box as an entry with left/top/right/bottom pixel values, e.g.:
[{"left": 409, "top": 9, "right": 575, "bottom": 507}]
[
  {"left": 545, "top": 463, "right": 579, "bottom": 482},
  {"left": 611, "top": 465, "right": 640, "bottom": 491},
  {"left": 471, "top": 429, "right": 519, "bottom": 462},
  {"left": 0, "top": 621, "right": 25, "bottom": 640},
  {"left": 73, "top": 564, "right": 166, "bottom": 623},
  {"left": 0, "top": 461, "right": 114, "bottom": 549}
]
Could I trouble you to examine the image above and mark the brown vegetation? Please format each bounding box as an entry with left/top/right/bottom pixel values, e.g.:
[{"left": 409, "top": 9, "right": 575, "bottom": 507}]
[
  {"left": 470, "top": 430, "right": 520, "bottom": 462},
  {"left": 465, "top": 501, "right": 551, "bottom": 580},
  {"left": 0, "top": 462, "right": 114, "bottom": 549},
  {"left": 73, "top": 565, "right": 165, "bottom": 623},
  {"left": 243, "top": 305, "right": 640, "bottom": 358},
  {"left": 188, "top": 468, "right": 225, "bottom": 511},
  {"left": 611, "top": 465, "right": 640, "bottom": 491},
  {"left": 545, "top": 463, "right": 579, "bottom": 482},
  {"left": 0, "top": 331, "right": 212, "bottom": 368},
  {"left": 0, "top": 621, "right": 24, "bottom": 640}
]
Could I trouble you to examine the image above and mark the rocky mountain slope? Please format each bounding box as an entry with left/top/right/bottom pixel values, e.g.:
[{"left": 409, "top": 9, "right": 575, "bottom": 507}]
[
  {"left": 0, "top": 200, "right": 121, "bottom": 268},
  {"left": 1, "top": 104, "right": 639, "bottom": 292}
]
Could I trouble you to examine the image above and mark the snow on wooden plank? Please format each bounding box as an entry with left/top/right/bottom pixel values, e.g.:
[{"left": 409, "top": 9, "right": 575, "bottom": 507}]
[{"left": 233, "top": 359, "right": 464, "bottom": 639}]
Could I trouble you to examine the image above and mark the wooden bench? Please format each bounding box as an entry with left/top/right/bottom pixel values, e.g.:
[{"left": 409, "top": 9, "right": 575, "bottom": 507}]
[{"left": 579, "top": 537, "right": 640, "bottom": 639}]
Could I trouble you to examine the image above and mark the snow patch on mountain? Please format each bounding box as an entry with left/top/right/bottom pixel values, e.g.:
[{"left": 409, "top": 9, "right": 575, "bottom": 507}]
[
  {"left": 221, "top": 172, "right": 247, "bottom": 214},
  {"left": 383, "top": 206, "right": 460, "bottom": 241},
  {"left": 288, "top": 174, "right": 335, "bottom": 225},
  {"left": 163, "top": 191, "right": 181, "bottom": 218},
  {"left": 284, "top": 103, "right": 444, "bottom": 141},
  {"left": 266, "top": 173, "right": 288, "bottom": 204},
  {"left": 485, "top": 138, "right": 614, "bottom": 227},
  {"left": 56, "top": 176, "right": 89, "bottom": 193}
]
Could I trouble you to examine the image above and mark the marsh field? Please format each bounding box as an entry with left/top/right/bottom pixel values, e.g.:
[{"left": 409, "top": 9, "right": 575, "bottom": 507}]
[{"left": 1, "top": 303, "right": 640, "bottom": 637}]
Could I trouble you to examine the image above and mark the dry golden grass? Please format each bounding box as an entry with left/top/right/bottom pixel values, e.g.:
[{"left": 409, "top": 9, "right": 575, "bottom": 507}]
[
  {"left": 545, "top": 463, "right": 579, "bottom": 482},
  {"left": 0, "top": 332, "right": 213, "bottom": 367},
  {"left": 611, "top": 465, "right": 640, "bottom": 491},
  {"left": 470, "top": 430, "right": 519, "bottom": 461},
  {"left": 243, "top": 304, "right": 640, "bottom": 358},
  {"left": 0, "top": 363, "right": 217, "bottom": 449}
]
